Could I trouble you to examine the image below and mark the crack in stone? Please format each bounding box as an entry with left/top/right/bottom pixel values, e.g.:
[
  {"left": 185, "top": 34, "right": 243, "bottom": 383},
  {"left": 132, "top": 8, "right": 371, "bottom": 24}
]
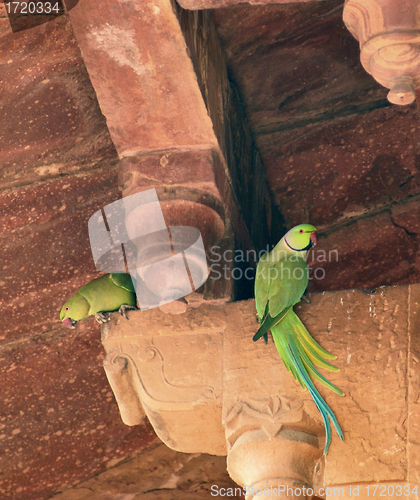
[
  {"left": 318, "top": 192, "right": 420, "bottom": 236},
  {"left": 0, "top": 159, "right": 119, "bottom": 193},
  {"left": 389, "top": 214, "right": 417, "bottom": 237},
  {"left": 255, "top": 99, "right": 392, "bottom": 136}
]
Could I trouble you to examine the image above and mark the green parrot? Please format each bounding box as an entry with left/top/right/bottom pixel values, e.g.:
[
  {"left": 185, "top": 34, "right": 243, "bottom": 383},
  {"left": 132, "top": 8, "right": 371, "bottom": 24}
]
[
  {"left": 60, "top": 273, "right": 137, "bottom": 329},
  {"left": 253, "top": 224, "right": 344, "bottom": 455}
]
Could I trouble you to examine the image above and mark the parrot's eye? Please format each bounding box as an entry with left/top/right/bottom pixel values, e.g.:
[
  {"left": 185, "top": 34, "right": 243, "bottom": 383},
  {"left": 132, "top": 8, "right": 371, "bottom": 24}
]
[
  {"left": 65, "top": 306, "right": 70, "bottom": 311},
  {"left": 299, "top": 229, "right": 304, "bottom": 234}
]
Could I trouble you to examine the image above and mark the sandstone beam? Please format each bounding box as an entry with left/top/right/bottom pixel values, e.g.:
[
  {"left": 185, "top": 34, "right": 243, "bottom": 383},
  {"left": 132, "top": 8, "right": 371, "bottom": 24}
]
[
  {"left": 64, "top": 0, "right": 264, "bottom": 301},
  {"left": 65, "top": 0, "right": 216, "bottom": 155}
]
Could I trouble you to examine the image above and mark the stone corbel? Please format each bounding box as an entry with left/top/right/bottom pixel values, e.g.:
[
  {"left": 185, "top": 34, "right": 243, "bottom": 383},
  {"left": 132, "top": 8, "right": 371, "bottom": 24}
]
[
  {"left": 100, "top": 300, "right": 330, "bottom": 496},
  {"left": 101, "top": 285, "right": 420, "bottom": 499},
  {"left": 101, "top": 302, "right": 227, "bottom": 455},
  {"left": 103, "top": 353, "right": 145, "bottom": 426},
  {"left": 118, "top": 152, "right": 226, "bottom": 248},
  {"left": 118, "top": 152, "right": 227, "bottom": 310},
  {"left": 343, "top": 0, "right": 420, "bottom": 105}
]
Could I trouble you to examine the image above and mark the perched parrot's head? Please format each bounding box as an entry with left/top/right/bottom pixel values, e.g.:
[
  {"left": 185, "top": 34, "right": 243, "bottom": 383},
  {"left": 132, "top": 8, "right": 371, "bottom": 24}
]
[
  {"left": 60, "top": 293, "right": 89, "bottom": 329},
  {"left": 284, "top": 224, "right": 317, "bottom": 252}
]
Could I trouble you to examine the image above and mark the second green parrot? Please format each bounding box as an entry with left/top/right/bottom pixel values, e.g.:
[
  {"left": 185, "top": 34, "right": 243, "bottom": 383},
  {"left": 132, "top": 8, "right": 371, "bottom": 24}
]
[
  {"left": 253, "top": 224, "right": 344, "bottom": 455},
  {"left": 60, "top": 273, "right": 137, "bottom": 329}
]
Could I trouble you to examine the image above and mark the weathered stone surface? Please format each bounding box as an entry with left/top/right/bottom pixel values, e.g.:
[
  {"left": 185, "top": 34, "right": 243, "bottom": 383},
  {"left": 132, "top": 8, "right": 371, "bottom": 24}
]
[
  {"left": 0, "top": 14, "right": 121, "bottom": 348},
  {"left": 0, "top": 16, "right": 117, "bottom": 188},
  {"left": 0, "top": 168, "right": 120, "bottom": 343},
  {"left": 258, "top": 106, "right": 419, "bottom": 229},
  {"left": 213, "top": 2, "right": 420, "bottom": 290},
  {"left": 0, "top": 326, "right": 157, "bottom": 500},
  {"left": 302, "top": 285, "right": 420, "bottom": 493},
  {"left": 100, "top": 285, "right": 419, "bottom": 497},
  {"left": 307, "top": 211, "right": 420, "bottom": 292},
  {"left": 179, "top": 0, "right": 323, "bottom": 10},
  {"left": 408, "top": 288, "right": 420, "bottom": 487},
  {"left": 392, "top": 198, "right": 420, "bottom": 233},
  {"left": 50, "top": 443, "right": 242, "bottom": 499},
  {"left": 66, "top": 0, "right": 217, "bottom": 156},
  {"left": 119, "top": 150, "right": 221, "bottom": 200}
]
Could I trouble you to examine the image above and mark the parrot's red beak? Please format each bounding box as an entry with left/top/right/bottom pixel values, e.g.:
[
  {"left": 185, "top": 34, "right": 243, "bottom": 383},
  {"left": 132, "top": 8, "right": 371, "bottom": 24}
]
[
  {"left": 310, "top": 231, "right": 318, "bottom": 246},
  {"left": 62, "top": 317, "right": 76, "bottom": 329}
]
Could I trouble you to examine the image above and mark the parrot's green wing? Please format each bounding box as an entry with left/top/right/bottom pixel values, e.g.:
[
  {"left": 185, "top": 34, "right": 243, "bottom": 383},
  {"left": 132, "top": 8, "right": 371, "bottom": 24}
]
[
  {"left": 254, "top": 253, "right": 272, "bottom": 320},
  {"left": 267, "top": 257, "right": 308, "bottom": 317},
  {"left": 254, "top": 256, "right": 308, "bottom": 341},
  {"left": 77, "top": 273, "right": 136, "bottom": 316},
  {"left": 110, "top": 273, "right": 136, "bottom": 293}
]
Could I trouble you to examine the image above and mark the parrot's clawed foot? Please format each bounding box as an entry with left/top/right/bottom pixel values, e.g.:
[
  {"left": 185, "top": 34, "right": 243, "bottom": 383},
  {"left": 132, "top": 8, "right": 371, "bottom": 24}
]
[
  {"left": 301, "top": 294, "right": 311, "bottom": 304},
  {"left": 118, "top": 304, "right": 138, "bottom": 320},
  {"left": 95, "top": 312, "right": 111, "bottom": 324}
]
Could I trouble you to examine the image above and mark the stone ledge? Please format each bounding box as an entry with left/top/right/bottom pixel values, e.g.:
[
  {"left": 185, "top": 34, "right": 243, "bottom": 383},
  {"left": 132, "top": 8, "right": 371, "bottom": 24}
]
[{"left": 101, "top": 284, "right": 420, "bottom": 492}]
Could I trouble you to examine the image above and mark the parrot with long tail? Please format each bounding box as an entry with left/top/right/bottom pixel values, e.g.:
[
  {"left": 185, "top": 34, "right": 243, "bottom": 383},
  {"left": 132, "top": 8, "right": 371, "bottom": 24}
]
[
  {"left": 60, "top": 273, "right": 137, "bottom": 329},
  {"left": 253, "top": 224, "right": 344, "bottom": 454}
]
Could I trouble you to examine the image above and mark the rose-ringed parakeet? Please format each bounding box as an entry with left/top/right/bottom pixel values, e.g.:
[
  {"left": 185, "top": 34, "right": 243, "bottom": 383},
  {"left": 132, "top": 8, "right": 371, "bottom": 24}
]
[
  {"left": 253, "top": 224, "right": 344, "bottom": 455},
  {"left": 60, "top": 273, "right": 137, "bottom": 329}
]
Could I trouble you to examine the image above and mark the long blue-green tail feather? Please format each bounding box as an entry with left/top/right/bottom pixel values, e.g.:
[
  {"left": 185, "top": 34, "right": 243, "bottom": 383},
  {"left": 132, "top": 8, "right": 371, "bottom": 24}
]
[{"left": 270, "top": 312, "right": 344, "bottom": 455}]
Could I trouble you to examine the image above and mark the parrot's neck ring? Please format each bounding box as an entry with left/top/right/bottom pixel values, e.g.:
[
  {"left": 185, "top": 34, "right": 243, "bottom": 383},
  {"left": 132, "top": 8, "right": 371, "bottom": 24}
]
[{"left": 284, "top": 237, "right": 313, "bottom": 252}]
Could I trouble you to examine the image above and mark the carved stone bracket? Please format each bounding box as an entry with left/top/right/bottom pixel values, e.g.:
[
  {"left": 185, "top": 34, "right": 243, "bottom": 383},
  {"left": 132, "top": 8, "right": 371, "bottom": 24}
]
[
  {"left": 101, "top": 304, "right": 226, "bottom": 455},
  {"left": 343, "top": 0, "right": 420, "bottom": 104},
  {"left": 65, "top": 0, "right": 242, "bottom": 303},
  {"left": 103, "top": 353, "right": 145, "bottom": 426},
  {"left": 101, "top": 285, "right": 420, "bottom": 498},
  {"left": 119, "top": 153, "right": 227, "bottom": 306}
]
